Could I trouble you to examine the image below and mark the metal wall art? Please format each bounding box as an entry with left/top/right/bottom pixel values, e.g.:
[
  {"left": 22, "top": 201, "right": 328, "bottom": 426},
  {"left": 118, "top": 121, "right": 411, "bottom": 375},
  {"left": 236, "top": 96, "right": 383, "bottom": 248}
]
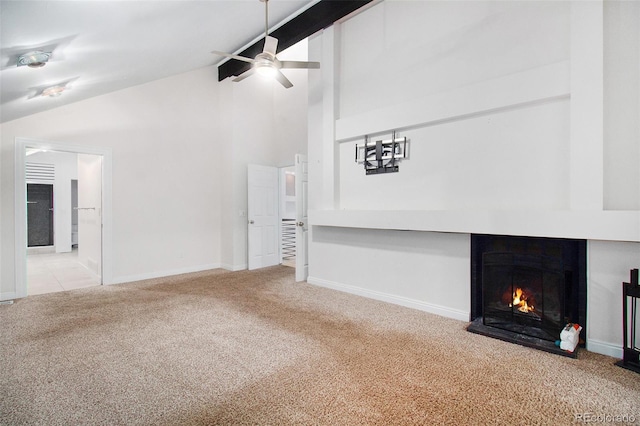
[{"left": 355, "top": 131, "right": 408, "bottom": 175}]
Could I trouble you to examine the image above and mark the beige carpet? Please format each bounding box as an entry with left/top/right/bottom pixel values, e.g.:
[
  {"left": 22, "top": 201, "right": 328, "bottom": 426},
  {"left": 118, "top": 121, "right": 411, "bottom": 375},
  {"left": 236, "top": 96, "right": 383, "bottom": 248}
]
[{"left": 1, "top": 266, "right": 638, "bottom": 425}]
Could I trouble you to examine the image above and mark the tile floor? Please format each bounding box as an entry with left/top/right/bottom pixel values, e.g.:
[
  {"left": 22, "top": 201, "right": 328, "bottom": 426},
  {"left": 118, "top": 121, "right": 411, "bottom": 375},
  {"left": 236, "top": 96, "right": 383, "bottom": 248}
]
[{"left": 27, "top": 248, "right": 101, "bottom": 296}]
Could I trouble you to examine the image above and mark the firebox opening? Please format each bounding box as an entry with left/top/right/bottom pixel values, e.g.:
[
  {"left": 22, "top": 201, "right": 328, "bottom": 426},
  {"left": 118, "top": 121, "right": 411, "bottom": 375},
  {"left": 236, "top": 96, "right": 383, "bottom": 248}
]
[{"left": 469, "top": 234, "right": 587, "bottom": 357}]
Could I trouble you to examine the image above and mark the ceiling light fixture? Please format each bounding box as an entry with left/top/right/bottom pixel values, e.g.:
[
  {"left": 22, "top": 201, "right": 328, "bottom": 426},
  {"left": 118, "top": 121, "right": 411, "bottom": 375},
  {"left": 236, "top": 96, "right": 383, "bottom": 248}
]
[
  {"left": 41, "top": 85, "right": 66, "bottom": 97},
  {"left": 254, "top": 54, "right": 277, "bottom": 79},
  {"left": 211, "top": 0, "right": 319, "bottom": 88},
  {"left": 17, "top": 51, "right": 52, "bottom": 68}
]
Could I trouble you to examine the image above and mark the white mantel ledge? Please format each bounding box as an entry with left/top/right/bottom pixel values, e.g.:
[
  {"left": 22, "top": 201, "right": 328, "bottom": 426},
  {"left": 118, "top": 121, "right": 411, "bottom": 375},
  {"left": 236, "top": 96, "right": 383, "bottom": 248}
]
[{"left": 309, "top": 210, "right": 640, "bottom": 243}]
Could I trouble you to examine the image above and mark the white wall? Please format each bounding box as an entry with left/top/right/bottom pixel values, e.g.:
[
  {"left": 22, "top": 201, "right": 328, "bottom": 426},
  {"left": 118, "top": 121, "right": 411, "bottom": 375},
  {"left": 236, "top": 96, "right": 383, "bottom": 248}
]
[
  {"left": 310, "top": 227, "right": 470, "bottom": 321},
  {"left": 1, "top": 66, "right": 223, "bottom": 296},
  {"left": 339, "top": 1, "right": 569, "bottom": 120},
  {"left": 26, "top": 150, "right": 78, "bottom": 253},
  {"left": 587, "top": 241, "right": 640, "bottom": 356},
  {"left": 274, "top": 41, "right": 311, "bottom": 161},
  {"left": 331, "top": 0, "right": 638, "bottom": 212},
  {"left": 603, "top": 0, "right": 640, "bottom": 210},
  {"left": 307, "top": 0, "right": 640, "bottom": 358},
  {"left": 339, "top": 100, "right": 570, "bottom": 210},
  {"left": 76, "top": 153, "right": 103, "bottom": 276}
]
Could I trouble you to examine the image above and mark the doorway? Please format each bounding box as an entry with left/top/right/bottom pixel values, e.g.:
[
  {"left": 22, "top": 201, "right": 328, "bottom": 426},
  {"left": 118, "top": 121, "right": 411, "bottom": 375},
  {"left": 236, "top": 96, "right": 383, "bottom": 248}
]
[
  {"left": 14, "top": 138, "right": 113, "bottom": 299},
  {"left": 24, "top": 150, "right": 102, "bottom": 294},
  {"left": 246, "top": 159, "right": 308, "bottom": 282},
  {"left": 280, "top": 165, "right": 296, "bottom": 268},
  {"left": 27, "top": 184, "right": 54, "bottom": 247}
]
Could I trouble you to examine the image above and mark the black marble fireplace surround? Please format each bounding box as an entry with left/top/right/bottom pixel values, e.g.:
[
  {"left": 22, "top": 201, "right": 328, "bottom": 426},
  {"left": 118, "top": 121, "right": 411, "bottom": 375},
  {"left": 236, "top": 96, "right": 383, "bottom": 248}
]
[{"left": 468, "top": 234, "right": 587, "bottom": 357}]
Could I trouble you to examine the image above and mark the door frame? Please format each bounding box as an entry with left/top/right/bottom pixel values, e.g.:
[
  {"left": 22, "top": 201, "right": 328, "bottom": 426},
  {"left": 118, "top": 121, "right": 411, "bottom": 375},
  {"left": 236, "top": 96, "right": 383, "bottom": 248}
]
[{"left": 14, "top": 138, "right": 113, "bottom": 297}]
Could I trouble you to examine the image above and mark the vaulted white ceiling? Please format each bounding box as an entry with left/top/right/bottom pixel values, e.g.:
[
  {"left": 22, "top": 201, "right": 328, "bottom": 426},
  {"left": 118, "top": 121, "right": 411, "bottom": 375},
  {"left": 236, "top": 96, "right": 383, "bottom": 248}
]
[{"left": 0, "top": 0, "right": 316, "bottom": 123}]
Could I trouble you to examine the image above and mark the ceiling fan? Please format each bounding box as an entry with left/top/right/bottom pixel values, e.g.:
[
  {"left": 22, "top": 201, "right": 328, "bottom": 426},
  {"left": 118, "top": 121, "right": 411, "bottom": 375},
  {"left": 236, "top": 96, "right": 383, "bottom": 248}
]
[{"left": 212, "top": 0, "right": 320, "bottom": 88}]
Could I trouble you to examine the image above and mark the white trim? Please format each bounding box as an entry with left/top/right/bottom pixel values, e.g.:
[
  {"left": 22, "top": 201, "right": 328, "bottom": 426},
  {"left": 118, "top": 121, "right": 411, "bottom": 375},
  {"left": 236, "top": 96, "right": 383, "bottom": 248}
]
[
  {"left": 0, "top": 292, "right": 18, "bottom": 302},
  {"left": 308, "top": 210, "right": 640, "bottom": 243},
  {"left": 221, "top": 263, "right": 247, "bottom": 272},
  {"left": 15, "top": 143, "right": 27, "bottom": 299},
  {"left": 110, "top": 263, "right": 222, "bottom": 285},
  {"left": 15, "top": 138, "right": 113, "bottom": 298},
  {"left": 307, "top": 276, "right": 470, "bottom": 322},
  {"left": 586, "top": 338, "right": 622, "bottom": 359}
]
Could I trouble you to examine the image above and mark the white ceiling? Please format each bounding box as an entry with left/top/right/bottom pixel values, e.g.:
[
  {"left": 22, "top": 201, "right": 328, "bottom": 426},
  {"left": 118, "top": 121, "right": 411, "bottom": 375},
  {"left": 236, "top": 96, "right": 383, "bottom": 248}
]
[{"left": 0, "top": 0, "right": 316, "bottom": 123}]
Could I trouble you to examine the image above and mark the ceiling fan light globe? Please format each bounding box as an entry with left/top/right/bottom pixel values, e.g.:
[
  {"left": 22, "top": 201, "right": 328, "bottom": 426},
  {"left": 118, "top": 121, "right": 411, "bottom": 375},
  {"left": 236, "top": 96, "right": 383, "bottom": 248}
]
[{"left": 255, "top": 63, "right": 277, "bottom": 79}]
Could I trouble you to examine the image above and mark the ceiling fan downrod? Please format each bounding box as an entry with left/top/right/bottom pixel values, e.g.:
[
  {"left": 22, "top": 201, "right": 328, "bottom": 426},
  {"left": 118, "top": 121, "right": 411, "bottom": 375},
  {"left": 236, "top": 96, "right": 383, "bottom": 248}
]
[{"left": 262, "top": 0, "right": 269, "bottom": 40}]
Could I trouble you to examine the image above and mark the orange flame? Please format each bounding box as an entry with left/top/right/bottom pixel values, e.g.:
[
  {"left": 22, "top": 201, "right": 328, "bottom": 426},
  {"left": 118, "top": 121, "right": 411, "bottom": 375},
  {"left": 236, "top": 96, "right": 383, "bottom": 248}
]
[{"left": 509, "top": 288, "right": 535, "bottom": 313}]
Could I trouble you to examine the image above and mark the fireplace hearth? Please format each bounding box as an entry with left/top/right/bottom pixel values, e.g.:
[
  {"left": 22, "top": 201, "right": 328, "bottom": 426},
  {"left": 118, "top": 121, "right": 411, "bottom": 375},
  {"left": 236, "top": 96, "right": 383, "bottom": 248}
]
[{"left": 468, "top": 234, "right": 587, "bottom": 357}]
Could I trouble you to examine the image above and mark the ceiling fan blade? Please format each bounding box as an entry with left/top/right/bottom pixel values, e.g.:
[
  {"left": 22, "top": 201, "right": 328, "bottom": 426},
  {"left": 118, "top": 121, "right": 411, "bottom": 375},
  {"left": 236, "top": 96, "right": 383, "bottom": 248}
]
[
  {"left": 233, "top": 68, "right": 256, "bottom": 82},
  {"left": 274, "top": 69, "right": 293, "bottom": 89},
  {"left": 263, "top": 36, "right": 278, "bottom": 56},
  {"left": 279, "top": 60, "right": 321, "bottom": 69},
  {"left": 211, "top": 51, "right": 254, "bottom": 64}
]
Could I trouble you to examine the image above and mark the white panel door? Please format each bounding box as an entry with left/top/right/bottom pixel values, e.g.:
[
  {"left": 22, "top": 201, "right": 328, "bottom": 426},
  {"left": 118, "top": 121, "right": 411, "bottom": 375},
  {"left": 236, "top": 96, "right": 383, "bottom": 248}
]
[
  {"left": 295, "top": 154, "right": 309, "bottom": 282},
  {"left": 248, "top": 164, "right": 279, "bottom": 270},
  {"left": 77, "top": 154, "right": 103, "bottom": 280}
]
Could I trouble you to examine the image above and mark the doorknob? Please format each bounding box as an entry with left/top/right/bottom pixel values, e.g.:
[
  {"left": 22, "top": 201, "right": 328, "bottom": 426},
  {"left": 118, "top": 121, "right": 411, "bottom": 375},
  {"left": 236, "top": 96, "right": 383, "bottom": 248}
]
[
  {"left": 249, "top": 220, "right": 255, "bottom": 224},
  {"left": 297, "top": 221, "right": 304, "bottom": 227}
]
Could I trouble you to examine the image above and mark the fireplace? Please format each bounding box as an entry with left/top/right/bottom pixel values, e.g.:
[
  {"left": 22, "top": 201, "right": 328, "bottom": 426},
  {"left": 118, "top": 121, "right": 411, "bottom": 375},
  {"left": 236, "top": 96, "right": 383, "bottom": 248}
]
[{"left": 468, "top": 234, "right": 587, "bottom": 357}]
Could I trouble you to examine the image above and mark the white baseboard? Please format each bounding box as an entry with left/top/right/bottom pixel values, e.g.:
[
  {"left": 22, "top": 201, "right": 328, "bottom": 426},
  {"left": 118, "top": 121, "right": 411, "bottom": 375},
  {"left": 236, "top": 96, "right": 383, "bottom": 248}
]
[
  {"left": 109, "top": 263, "right": 221, "bottom": 285},
  {"left": 586, "top": 338, "right": 623, "bottom": 359},
  {"left": 307, "top": 276, "right": 470, "bottom": 322},
  {"left": 221, "top": 263, "right": 247, "bottom": 272},
  {"left": 0, "top": 292, "right": 18, "bottom": 302}
]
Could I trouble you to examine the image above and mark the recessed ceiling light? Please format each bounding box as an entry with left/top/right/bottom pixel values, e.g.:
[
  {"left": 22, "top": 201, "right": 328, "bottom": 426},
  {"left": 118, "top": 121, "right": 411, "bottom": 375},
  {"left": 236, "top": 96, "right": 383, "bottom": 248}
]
[
  {"left": 17, "top": 51, "right": 51, "bottom": 68},
  {"left": 41, "top": 85, "right": 66, "bottom": 97}
]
